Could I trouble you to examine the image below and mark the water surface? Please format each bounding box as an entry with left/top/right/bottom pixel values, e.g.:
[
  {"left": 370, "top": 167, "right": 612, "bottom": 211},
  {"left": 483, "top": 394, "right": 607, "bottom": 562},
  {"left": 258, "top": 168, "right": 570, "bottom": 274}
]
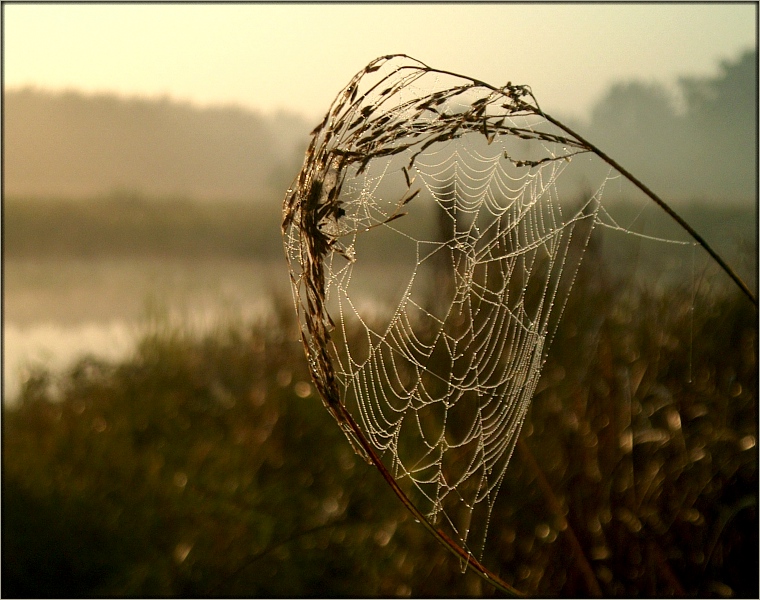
[{"left": 4, "top": 257, "right": 289, "bottom": 403}]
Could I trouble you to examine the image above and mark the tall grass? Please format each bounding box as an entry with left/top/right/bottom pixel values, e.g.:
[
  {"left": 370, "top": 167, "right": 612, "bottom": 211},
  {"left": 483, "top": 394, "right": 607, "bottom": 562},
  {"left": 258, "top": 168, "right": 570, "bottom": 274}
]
[{"left": 4, "top": 260, "right": 756, "bottom": 596}]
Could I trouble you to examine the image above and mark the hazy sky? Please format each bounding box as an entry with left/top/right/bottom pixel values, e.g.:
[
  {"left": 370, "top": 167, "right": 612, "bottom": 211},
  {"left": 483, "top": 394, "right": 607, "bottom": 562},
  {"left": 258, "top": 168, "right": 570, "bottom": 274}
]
[{"left": 4, "top": 3, "right": 757, "bottom": 121}]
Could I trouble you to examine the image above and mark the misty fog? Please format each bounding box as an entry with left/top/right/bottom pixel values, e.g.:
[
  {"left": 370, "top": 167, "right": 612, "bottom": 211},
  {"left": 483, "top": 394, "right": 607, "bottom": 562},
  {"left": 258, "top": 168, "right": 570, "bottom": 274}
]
[
  {"left": 574, "top": 48, "right": 756, "bottom": 204},
  {"left": 4, "top": 49, "right": 756, "bottom": 206},
  {"left": 4, "top": 48, "right": 757, "bottom": 404}
]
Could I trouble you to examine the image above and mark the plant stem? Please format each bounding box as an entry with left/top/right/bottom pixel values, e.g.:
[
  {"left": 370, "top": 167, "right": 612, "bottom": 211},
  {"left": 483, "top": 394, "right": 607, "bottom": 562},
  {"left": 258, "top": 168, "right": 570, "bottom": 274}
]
[
  {"left": 540, "top": 112, "right": 757, "bottom": 307},
  {"left": 416, "top": 53, "right": 756, "bottom": 307},
  {"left": 334, "top": 402, "right": 525, "bottom": 597}
]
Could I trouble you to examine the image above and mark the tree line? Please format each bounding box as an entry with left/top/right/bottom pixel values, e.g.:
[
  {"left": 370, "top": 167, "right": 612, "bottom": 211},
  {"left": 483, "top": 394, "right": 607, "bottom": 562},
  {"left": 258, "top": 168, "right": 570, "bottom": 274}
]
[{"left": 3, "top": 49, "right": 754, "bottom": 205}]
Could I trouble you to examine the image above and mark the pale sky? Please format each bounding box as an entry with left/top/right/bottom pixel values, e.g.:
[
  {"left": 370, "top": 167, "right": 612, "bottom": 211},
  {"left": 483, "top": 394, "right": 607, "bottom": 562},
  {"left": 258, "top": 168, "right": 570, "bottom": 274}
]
[{"left": 3, "top": 3, "right": 757, "bottom": 121}]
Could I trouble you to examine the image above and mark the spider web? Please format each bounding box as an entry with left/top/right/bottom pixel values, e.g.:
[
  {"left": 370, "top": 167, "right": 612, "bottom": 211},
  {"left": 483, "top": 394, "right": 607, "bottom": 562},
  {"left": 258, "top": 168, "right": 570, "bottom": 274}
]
[{"left": 282, "top": 55, "right": 695, "bottom": 562}]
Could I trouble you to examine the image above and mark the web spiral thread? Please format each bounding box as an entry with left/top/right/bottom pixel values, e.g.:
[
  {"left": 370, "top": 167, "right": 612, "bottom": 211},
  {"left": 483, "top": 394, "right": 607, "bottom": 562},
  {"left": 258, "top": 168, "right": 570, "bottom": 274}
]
[{"left": 283, "top": 54, "right": 606, "bottom": 559}]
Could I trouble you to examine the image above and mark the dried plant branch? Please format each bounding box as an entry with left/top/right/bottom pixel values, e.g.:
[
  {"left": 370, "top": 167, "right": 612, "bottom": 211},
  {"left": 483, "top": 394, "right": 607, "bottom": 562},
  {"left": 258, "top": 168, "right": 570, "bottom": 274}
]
[
  {"left": 282, "top": 54, "right": 756, "bottom": 596},
  {"left": 537, "top": 112, "right": 757, "bottom": 306}
]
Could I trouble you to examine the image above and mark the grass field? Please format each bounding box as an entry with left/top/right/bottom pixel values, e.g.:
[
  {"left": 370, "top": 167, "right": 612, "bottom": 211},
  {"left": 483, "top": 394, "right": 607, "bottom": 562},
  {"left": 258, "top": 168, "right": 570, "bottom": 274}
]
[{"left": 3, "top": 226, "right": 756, "bottom": 595}]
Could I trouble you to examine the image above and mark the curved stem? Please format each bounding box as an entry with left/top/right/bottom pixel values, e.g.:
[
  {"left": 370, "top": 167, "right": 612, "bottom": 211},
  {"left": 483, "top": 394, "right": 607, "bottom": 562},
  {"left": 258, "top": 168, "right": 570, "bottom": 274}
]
[
  {"left": 291, "top": 54, "right": 756, "bottom": 598},
  {"left": 408, "top": 54, "right": 756, "bottom": 306},
  {"left": 539, "top": 112, "right": 757, "bottom": 306},
  {"left": 334, "top": 403, "right": 524, "bottom": 597}
]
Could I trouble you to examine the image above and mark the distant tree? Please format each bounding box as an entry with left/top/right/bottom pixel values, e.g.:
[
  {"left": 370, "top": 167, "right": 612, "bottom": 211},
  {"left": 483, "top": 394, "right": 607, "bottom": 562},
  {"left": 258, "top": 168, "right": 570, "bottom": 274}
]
[
  {"left": 680, "top": 49, "right": 756, "bottom": 124},
  {"left": 590, "top": 81, "right": 678, "bottom": 137},
  {"left": 583, "top": 48, "right": 757, "bottom": 204},
  {"left": 3, "top": 88, "right": 311, "bottom": 201},
  {"left": 588, "top": 81, "right": 685, "bottom": 190},
  {"left": 677, "top": 49, "right": 757, "bottom": 199}
]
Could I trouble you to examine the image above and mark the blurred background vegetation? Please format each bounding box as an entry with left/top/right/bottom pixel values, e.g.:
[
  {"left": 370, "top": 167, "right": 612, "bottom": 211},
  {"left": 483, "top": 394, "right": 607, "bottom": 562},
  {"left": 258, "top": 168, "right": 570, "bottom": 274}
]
[
  {"left": 4, "top": 49, "right": 756, "bottom": 205},
  {"left": 3, "top": 193, "right": 282, "bottom": 260},
  {"left": 4, "top": 257, "right": 756, "bottom": 597}
]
